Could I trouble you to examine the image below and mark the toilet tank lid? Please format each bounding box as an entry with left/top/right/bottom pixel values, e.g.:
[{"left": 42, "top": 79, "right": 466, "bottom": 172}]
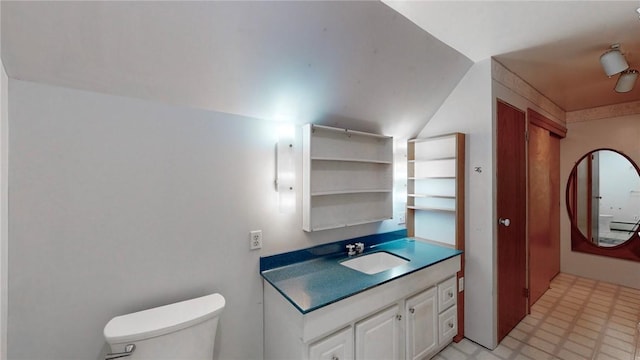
[{"left": 104, "top": 293, "right": 225, "bottom": 344}]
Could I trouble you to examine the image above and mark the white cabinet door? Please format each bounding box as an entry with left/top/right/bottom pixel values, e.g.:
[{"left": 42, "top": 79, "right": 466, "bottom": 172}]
[
  {"left": 309, "top": 326, "right": 354, "bottom": 360},
  {"left": 355, "top": 305, "right": 402, "bottom": 360},
  {"left": 437, "top": 276, "right": 457, "bottom": 313},
  {"left": 405, "top": 287, "right": 438, "bottom": 360},
  {"left": 438, "top": 306, "right": 458, "bottom": 346}
]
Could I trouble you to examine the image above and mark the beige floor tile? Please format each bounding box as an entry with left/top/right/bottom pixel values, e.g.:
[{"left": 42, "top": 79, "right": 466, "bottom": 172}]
[
  {"left": 608, "top": 321, "right": 637, "bottom": 335},
  {"left": 475, "top": 351, "right": 502, "bottom": 360},
  {"left": 439, "top": 346, "right": 469, "bottom": 360},
  {"left": 550, "top": 310, "right": 576, "bottom": 323},
  {"left": 567, "top": 332, "right": 597, "bottom": 349},
  {"left": 519, "top": 343, "right": 554, "bottom": 359},
  {"left": 490, "top": 343, "right": 513, "bottom": 359},
  {"left": 526, "top": 336, "right": 556, "bottom": 354},
  {"left": 509, "top": 328, "right": 528, "bottom": 341},
  {"left": 534, "top": 328, "right": 563, "bottom": 345},
  {"left": 602, "top": 335, "right": 636, "bottom": 353},
  {"left": 557, "top": 348, "right": 589, "bottom": 360},
  {"left": 562, "top": 339, "right": 594, "bottom": 358},
  {"left": 435, "top": 273, "right": 640, "bottom": 360},
  {"left": 572, "top": 324, "right": 601, "bottom": 340},
  {"left": 598, "top": 343, "right": 634, "bottom": 360},
  {"left": 451, "top": 339, "right": 478, "bottom": 355},
  {"left": 512, "top": 355, "right": 534, "bottom": 360},
  {"left": 500, "top": 336, "right": 522, "bottom": 350},
  {"left": 540, "top": 322, "right": 568, "bottom": 337},
  {"left": 577, "top": 317, "right": 605, "bottom": 331}
]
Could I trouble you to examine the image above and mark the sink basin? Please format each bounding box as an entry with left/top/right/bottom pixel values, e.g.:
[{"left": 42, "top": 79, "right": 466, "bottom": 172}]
[{"left": 340, "top": 252, "right": 409, "bottom": 275}]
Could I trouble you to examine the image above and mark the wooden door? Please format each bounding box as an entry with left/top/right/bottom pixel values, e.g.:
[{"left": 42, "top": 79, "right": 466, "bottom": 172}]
[
  {"left": 527, "top": 110, "right": 565, "bottom": 306},
  {"left": 496, "top": 100, "right": 527, "bottom": 342},
  {"left": 549, "top": 135, "right": 561, "bottom": 278},
  {"left": 528, "top": 123, "right": 551, "bottom": 305}
]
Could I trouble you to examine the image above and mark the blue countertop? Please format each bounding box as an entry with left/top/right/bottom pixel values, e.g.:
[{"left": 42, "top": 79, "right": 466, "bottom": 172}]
[{"left": 260, "top": 233, "right": 462, "bottom": 314}]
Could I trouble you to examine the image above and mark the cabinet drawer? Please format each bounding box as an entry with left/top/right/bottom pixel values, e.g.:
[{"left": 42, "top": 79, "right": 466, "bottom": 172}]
[
  {"left": 309, "top": 326, "right": 354, "bottom": 360},
  {"left": 437, "top": 276, "right": 457, "bottom": 312},
  {"left": 438, "top": 306, "right": 457, "bottom": 346}
]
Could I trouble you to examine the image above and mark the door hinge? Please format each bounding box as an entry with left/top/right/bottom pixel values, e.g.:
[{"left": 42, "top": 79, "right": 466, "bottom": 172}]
[{"left": 523, "top": 288, "right": 530, "bottom": 298}]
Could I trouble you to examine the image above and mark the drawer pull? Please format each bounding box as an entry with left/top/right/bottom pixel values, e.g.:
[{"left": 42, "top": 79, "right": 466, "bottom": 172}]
[
  {"left": 409, "top": 308, "right": 415, "bottom": 314},
  {"left": 448, "top": 322, "right": 454, "bottom": 328},
  {"left": 331, "top": 356, "right": 339, "bottom": 360},
  {"left": 447, "top": 291, "right": 454, "bottom": 298},
  {"left": 396, "top": 314, "right": 402, "bottom": 321}
]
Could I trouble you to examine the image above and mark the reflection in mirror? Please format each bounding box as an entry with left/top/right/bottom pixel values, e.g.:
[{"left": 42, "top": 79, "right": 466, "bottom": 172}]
[{"left": 567, "top": 149, "right": 640, "bottom": 258}]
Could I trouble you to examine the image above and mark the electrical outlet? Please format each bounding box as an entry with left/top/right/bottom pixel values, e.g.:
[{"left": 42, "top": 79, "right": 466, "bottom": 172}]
[
  {"left": 250, "top": 230, "right": 262, "bottom": 250},
  {"left": 398, "top": 212, "right": 406, "bottom": 225},
  {"left": 458, "top": 277, "right": 464, "bottom": 292}
]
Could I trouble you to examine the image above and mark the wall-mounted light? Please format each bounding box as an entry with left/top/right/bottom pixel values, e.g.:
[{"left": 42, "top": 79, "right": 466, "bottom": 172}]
[
  {"left": 615, "top": 69, "right": 639, "bottom": 93},
  {"left": 275, "top": 125, "right": 296, "bottom": 213},
  {"left": 600, "top": 44, "right": 629, "bottom": 77}
]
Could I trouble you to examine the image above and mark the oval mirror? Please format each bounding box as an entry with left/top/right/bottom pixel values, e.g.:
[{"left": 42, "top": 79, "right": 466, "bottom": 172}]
[{"left": 566, "top": 149, "right": 640, "bottom": 261}]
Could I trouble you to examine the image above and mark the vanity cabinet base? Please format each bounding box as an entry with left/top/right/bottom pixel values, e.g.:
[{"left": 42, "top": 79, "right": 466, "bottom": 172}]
[{"left": 264, "top": 255, "right": 461, "bottom": 360}]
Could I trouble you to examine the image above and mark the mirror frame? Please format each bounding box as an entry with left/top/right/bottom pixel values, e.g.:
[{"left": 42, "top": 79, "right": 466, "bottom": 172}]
[{"left": 566, "top": 148, "right": 640, "bottom": 262}]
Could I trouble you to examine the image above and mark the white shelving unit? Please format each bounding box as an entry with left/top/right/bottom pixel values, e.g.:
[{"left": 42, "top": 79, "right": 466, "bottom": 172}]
[
  {"left": 407, "top": 133, "right": 465, "bottom": 246},
  {"left": 303, "top": 124, "right": 393, "bottom": 232},
  {"left": 407, "top": 132, "right": 466, "bottom": 342}
]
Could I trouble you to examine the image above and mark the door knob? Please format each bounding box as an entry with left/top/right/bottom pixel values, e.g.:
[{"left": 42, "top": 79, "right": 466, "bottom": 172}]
[{"left": 499, "top": 218, "right": 511, "bottom": 227}]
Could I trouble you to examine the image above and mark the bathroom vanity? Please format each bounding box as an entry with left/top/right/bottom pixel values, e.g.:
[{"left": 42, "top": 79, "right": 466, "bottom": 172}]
[{"left": 261, "top": 234, "right": 461, "bottom": 360}]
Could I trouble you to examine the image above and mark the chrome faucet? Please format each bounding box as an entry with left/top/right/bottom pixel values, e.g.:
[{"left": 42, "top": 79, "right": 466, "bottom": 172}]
[{"left": 346, "top": 242, "right": 365, "bottom": 256}]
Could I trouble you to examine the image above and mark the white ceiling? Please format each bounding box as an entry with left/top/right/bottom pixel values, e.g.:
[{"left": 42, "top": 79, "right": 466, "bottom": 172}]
[
  {"left": 383, "top": 0, "right": 640, "bottom": 112},
  {"left": 0, "top": 1, "right": 471, "bottom": 139},
  {"left": 3, "top": 1, "right": 639, "bottom": 132}
]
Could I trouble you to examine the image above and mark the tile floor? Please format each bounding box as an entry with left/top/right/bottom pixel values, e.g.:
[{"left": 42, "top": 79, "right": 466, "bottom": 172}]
[{"left": 434, "top": 273, "right": 640, "bottom": 360}]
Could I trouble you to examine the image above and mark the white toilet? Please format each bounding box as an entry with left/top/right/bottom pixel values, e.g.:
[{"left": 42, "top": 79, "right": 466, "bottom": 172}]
[{"left": 103, "top": 293, "right": 225, "bottom": 360}]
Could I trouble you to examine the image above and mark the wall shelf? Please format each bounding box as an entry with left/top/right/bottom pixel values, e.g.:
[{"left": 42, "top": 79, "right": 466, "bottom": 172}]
[
  {"left": 409, "top": 194, "right": 456, "bottom": 199},
  {"left": 407, "top": 206, "right": 456, "bottom": 212},
  {"left": 303, "top": 124, "right": 393, "bottom": 232},
  {"left": 407, "top": 132, "right": 466, "bottom": 341},
  {"left": 312, "top": 157, "right": 392, "bottom": 164},
  {"left": 407, "top": 133, "right": 464, "bottom": 245},
  {"left": 312, "top": 189, "right": 392, "bottom": 196}
]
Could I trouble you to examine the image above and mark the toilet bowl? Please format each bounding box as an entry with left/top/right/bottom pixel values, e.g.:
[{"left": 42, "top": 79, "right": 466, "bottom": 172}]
[{"left": 104, "top": 293, "right": 225, "bottom": 360}]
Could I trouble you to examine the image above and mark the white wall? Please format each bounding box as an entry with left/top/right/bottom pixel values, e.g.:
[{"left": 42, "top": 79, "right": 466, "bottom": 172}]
[
  {"left": 6, "top": 79, "right": 404, "bottom": 360},
  {"left": 417, "top": 59, "right": 496, "bottom": 349},
  {"left": 0, "top": 53, "right": 7, "bottom": 360},
  {"left": 560, "top": 115, "right": 640, "bottom": 289},
  {"left": 598, "top": 150, "right": 640, "bottom": 223}
]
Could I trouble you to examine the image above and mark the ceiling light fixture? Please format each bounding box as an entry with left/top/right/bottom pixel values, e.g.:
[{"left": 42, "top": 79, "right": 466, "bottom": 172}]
[
  {"left": 600, "top": 44, "right": 629, "bottom": 77},
  {"left": 615, "top": 69, "right": 639, "bottom": 93}
]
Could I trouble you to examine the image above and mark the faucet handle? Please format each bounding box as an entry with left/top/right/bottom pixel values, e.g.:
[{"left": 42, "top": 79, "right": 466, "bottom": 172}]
[
  {"left": 355, "top": 242, "right": 365, "bottom": 253},
  {"left": 346, "top": 244, "right": 356, "bottom": 256}
]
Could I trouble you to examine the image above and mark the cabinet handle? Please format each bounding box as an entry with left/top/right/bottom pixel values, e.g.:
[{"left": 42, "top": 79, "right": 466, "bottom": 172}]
[
  {"left": 331, "top": 356, "right": 339, "bottom": 360},
  {"left": 448, "top": 291, "right": 454, "bottom": 298},
  {"left": 409, "top": 308, "right": 415, "bottom": 314},
  {"left": 448, "top": 322, "right": 454, "bottom": 328},
  {"left": 396, "top": 314, "right": 402, "bottom": 321}
]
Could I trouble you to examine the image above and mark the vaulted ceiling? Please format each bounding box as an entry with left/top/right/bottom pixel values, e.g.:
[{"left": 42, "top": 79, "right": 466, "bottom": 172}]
[
  {"left": 1, "top": 1, "right": 471, "bottom": 139},
  {"left": 3, "top": 1, "right": 639, "bottom": 137}
]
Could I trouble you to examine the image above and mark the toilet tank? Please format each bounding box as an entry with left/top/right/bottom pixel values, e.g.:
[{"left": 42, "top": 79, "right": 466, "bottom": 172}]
[{"left": 104, "top": 293, "right": 225, "bottom": 360}]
